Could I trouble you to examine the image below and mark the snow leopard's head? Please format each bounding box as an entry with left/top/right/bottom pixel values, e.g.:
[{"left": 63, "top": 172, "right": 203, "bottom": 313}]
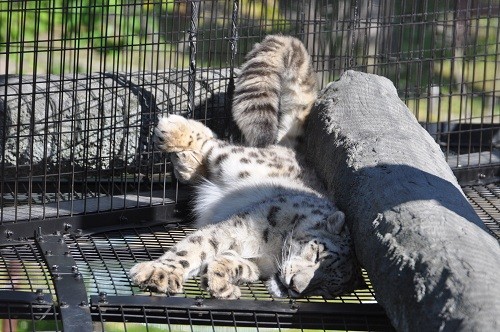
[{"left": 272, "top": 211, "right": 363, "bottom": 299}]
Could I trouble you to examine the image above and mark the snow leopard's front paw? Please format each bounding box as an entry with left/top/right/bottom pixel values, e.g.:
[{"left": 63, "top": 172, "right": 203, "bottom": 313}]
[
  {"left": 201, "top": 252, "right": 260, "bottom": 299},
  {"left": 170, "top": 150, "right": 205, "bottom": 183},
  {"left": 154, "top": 114, "right": 214, "bottom": 153},
  {"left": 129, "top": 261, "right": 185, "bottom": 294},
  {"left": 154, "top": 115, "right": 214, "bottom": 183},
  {"left": 201, "top": 266, "right": 242, "bottom": 300}
]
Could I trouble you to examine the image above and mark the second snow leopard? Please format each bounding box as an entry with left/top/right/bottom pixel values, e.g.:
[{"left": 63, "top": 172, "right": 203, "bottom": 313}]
[{"left": 129, "top": 35, "right": 361, "bottom": 299}]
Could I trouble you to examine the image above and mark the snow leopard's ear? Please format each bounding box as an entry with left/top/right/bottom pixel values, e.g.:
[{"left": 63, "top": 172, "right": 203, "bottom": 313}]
[{"left": 325, "top": 211, "right": 345, "bottom": 234}]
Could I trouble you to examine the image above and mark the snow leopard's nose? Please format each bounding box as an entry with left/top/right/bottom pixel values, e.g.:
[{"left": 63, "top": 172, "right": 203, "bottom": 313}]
[
  {"left": 288, "top": 276, "right": 300, "bottom": 293},
  {"left": 287, "top": 275, "right": 311, "bottom": 297}
]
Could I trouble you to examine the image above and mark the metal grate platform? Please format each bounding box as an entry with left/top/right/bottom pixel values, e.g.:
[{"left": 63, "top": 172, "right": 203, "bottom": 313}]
[
  {"left": 0, "top": 182, "right": 498, "bottom": 331},
  {"left": 462, "top": 183, "right": 500, "bottom": 240}
]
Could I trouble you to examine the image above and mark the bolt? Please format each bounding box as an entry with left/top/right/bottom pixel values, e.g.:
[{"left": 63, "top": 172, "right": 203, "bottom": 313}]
[
  {"left": 51, "top": 265, "right": 58, "bottom": 271},
  {"left": 74, "top": 272, "right": 82, "bottom": 280},
  {"left": 99, "top": 292, "right": 108, "bottom": 303},
  {"left": 79, "top": 301, "right": 87, "bottom": 307},
  {"left": 58, "top": 238, "right": 65, "bottom": 244},
  {"left": 289, "top": 299, "right": 299, "bottom": 310},
  {"left": 64, "top": 223, "right": 72, "bottom": 231},
  {"left": 53, "top": 273, "right": 62, "bottom": 280},
  {"left": 5, "top": 230, "right": 13, "bottom": 239},
  {"left": 194, "top": 296, "right": 204, "bottom": 307},
  {"left": 75, "top": 229, "right": 83, "bottom": 235},
  {"left": 64, "top": 251, "right": 71, "bottom": 256},
  {"left": 71, "top": 266, "right": 78, "bottom": 272},
  {"left": 36, "top": 227, "right": 44, "bottom": 241},
  {"left": 35, "top": 289, "right": 45, "bottom": 303},
  {"left": 60, "top": 301, "right": 68, "bottom": 308}
]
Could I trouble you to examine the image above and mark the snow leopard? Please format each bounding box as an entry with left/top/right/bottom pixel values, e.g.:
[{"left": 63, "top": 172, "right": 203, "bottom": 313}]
[
  {"left": 129, "top": 35, "right": 361, "bottom": 299},
  {"left": 232, "top": 34, "right": 318, "bottom": 148},
  {"left": 129, "top": 114, "right": 360, "bottom": 299}
]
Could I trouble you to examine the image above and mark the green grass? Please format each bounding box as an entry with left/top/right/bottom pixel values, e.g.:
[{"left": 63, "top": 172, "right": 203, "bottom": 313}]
[{"left": 406, "top": 89, "right": 500, "bottom": 123}]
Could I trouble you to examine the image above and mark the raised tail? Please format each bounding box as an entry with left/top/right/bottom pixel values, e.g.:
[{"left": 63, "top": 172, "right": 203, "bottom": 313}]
[{"left": 232, "top": 35, "right": 318, "bottom": 148}]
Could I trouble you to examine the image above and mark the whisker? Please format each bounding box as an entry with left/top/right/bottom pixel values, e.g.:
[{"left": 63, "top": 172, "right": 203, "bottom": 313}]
[{"left": 274, "top": 255, "right": 282, "bottom": 273}]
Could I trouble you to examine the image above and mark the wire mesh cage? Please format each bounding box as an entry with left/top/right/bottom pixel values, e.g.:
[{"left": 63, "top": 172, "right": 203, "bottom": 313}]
[{"left": 0, "top": 0, "right": 499, "bottom": 331}]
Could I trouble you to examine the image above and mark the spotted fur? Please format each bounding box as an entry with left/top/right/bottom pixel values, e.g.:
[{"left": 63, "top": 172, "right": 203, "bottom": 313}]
[
  {"left": 129, "top": 115, "right": 361, "bottom": 299},
  {"left": 232, "top": 34, "right": 318, "bottom": 148}
]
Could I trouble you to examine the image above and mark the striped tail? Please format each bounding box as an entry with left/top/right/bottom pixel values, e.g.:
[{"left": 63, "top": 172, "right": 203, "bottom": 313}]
[{"left": 232, "top": 35, "right": 318, "bottom": 148}]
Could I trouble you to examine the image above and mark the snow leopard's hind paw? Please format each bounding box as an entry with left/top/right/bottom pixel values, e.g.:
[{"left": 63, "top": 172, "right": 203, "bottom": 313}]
[
  {"left": 154, "top": 115, "right": 215, "bottom": 183},
  {"left": 154, "top": 114, "right": 215, "bottom": 153}
]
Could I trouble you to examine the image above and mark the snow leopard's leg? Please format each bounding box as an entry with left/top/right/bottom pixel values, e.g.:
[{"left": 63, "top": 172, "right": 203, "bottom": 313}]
[
  {"left": 154, "top": 114, "right": 218, "bottom": 183},
  {"left": 130, "top": 225, "right": 227, "bottom": 294},
  {"left": 200, "top": 250, "right": 259, "bottom": 299}
]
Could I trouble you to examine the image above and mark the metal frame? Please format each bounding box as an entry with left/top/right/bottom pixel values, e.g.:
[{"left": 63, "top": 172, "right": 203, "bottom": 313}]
[
  {"left": 35, "top": 234, "right": 92, "bottom": 331},
  {"left": 90, "top": 296, "right": 391, "bottom": 330},
  {"left": 1, "top": 1, "right": 499, "bottom": 330},
  {"left": 0, "top": 204, "right": 178, "bottom": 246}
]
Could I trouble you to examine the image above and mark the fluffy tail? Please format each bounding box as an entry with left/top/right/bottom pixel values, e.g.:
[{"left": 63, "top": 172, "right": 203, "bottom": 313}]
[{"left": 232, "top": 35, "right": 318, "bottom": 148}]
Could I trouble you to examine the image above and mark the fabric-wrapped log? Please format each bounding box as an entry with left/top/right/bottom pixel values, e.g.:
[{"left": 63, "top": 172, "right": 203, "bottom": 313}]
[
  {"left": 0, "top": 70, "right": 231, "bottom": 176},
  {"left": 305, "top": 70, "right": 500, "bottom": 331}
]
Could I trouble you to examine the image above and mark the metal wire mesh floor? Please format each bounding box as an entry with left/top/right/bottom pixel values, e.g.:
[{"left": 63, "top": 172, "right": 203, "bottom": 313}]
[
  {"left": 462, "top": 183, "right": 500, "bottom": 240},
  {"left": 0, "top": 182, "right": 498, "bottom": 331}
]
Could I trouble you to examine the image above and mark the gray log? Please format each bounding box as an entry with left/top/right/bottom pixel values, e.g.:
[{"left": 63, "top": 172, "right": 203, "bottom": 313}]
[
  {"left": 0, "top": 70, "right": 231, "bottom": 176},
  {"left": 305, "top": 70, "right": 500, "bottom": 331}
]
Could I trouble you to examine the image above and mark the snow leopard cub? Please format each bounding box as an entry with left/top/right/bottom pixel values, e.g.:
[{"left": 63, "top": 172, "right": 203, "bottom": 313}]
[{"left": 129, "top": 115, "right": 360, "bottom": 299}]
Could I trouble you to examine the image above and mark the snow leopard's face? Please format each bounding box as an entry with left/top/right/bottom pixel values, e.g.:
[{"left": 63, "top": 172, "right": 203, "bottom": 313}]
[{"left": 276, "top": 212, "right": 361, "bottom": 298}]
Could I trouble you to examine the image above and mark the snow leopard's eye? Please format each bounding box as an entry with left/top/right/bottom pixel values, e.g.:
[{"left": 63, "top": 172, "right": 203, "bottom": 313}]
[
  {"left": 313, "top": 242, "right": 325, "bottom": 263},
  {"left": 314, "top": 250, "right": 321, "bottom": 264}
]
